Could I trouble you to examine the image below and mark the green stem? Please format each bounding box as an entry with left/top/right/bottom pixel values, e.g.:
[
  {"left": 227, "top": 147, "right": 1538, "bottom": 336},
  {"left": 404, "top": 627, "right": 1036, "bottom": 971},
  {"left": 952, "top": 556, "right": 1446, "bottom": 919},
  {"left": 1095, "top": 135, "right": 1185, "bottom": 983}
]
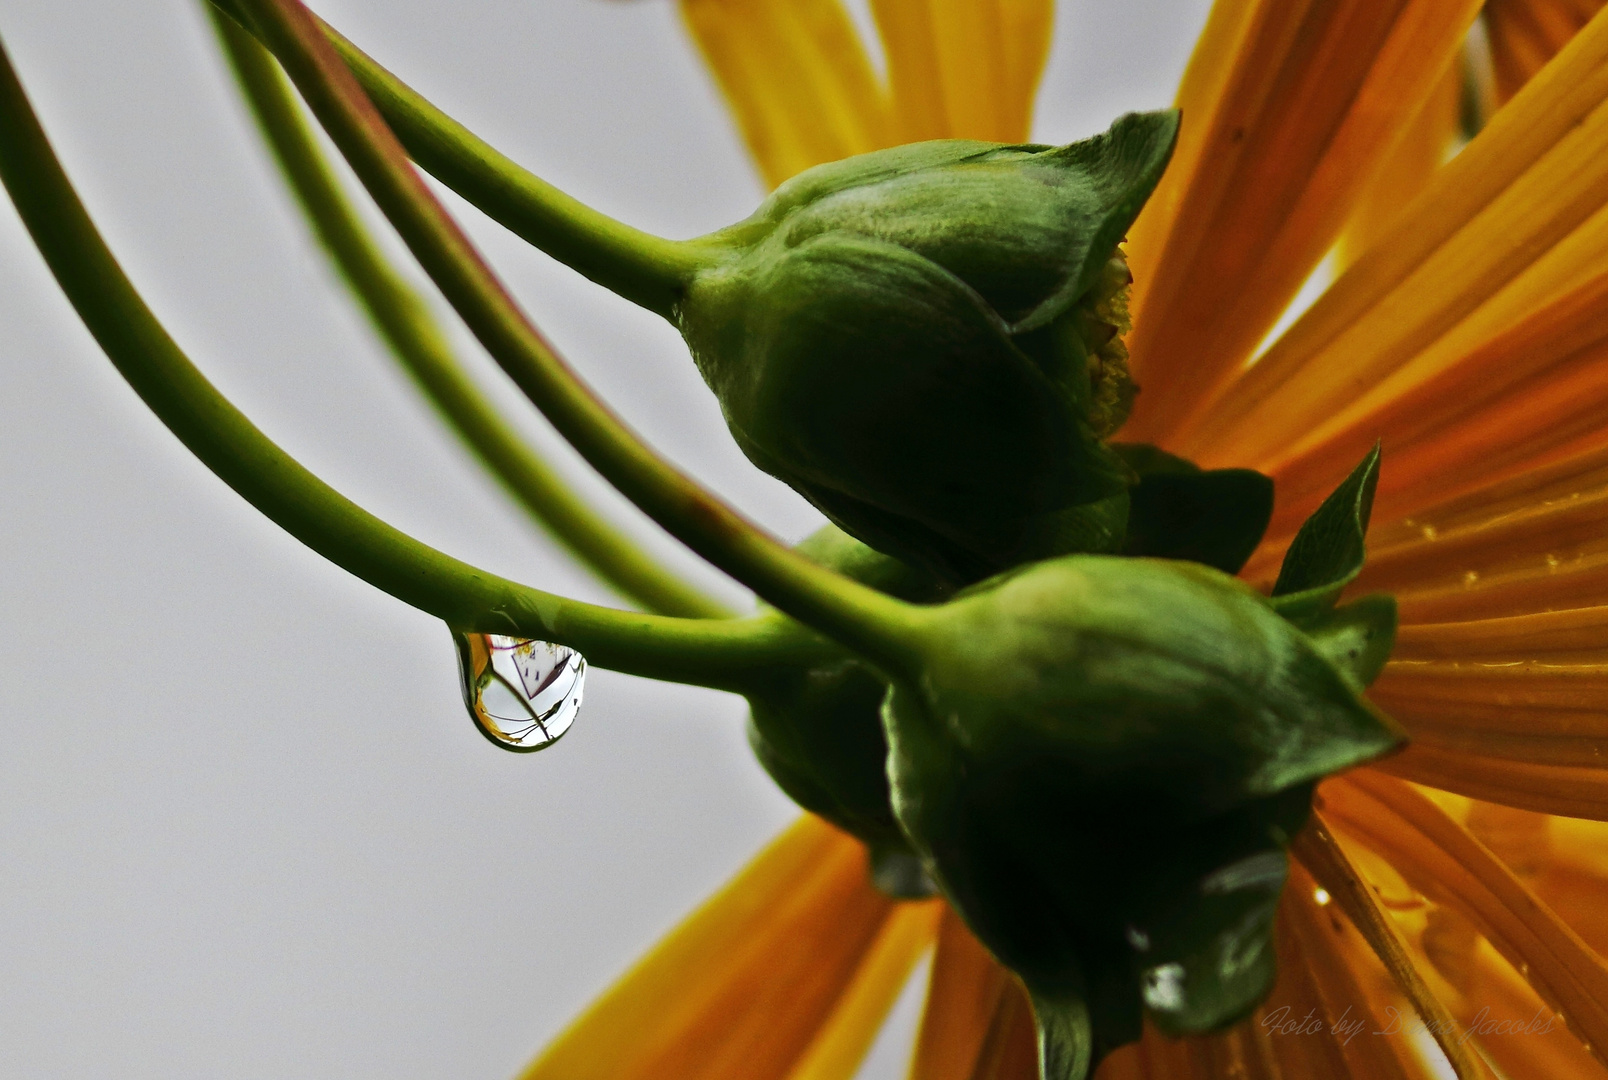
[
  {"left": 0, "top": 31, "right": 828, "bottom": 694},
  {"left": 211, "top": 0, "right": 712, "bottom": 321},
  {"left": 228, "top": 0, "right": 934, "bottom": 679},
  {"left": 211, "top": 10, "right": 729, "bottom": 620}
]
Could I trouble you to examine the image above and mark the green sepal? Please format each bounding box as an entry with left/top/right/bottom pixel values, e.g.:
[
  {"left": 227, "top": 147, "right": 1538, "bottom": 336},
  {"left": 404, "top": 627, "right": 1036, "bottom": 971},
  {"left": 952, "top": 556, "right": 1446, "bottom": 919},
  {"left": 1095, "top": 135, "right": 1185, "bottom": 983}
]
[
  {"left": 1271, "top": 444, "right": 1381, "bottom": 622},
  {"left": 1303, "top": 593, "right": 1398, "bottom": 691},
  {"left": 1114, "top": 443, "right": 1273, "bottom": 575}
]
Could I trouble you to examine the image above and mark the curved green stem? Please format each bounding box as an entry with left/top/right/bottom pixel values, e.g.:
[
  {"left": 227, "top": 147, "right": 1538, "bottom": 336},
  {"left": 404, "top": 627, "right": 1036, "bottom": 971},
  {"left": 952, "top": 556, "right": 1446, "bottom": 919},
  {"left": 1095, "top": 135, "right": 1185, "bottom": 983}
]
[
  {"left": 211, "top": 11, "right": 729, "bottom": 620},
  {"left": 0, "top": 32, "right": 829, "bottom": 694},
  {"left": 227, "top": 0, "right": 934, "bottom": 679},
  {"left": 210, "top": 0, "right": 713, "bottom": 321}
]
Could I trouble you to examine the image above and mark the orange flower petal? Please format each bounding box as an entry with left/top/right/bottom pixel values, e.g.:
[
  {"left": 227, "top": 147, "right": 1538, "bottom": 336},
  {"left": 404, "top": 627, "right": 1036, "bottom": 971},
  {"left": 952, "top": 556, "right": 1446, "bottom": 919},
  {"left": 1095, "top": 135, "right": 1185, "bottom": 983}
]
[
  {"left": 967, "top": 976, "right": 1039, "bottom": 1080},
  {"left": 1258, "top": 907, "right": 1368, "bottom": 1079},
  {"left": 909, "top": 907, "right": 1010, "bottom": 1080},
  {"left": 1324, "top": 773, "right": 1608, "bottom": 1058},
  {"left": 679, "top": 0, "right": 891, "bottom": 187},
  {"left": 1337, "top": 58, "right": 1462, "bottom": 269},
  {"left": 1121, "top": 0, "right": 1480, "bottom": 445},
  {"left": 1488, "top": 0, "right": 1606, "bottom": 104},
  {"left": 1370, "top": 610, "right": 1608, "bottom": 767},
  {"left": 1295, "top": 819, "right": 1495, "bottom": 1078},
  {"left": 1325, "top": 816, "right": 1604, "bottom": 1077},
  {"left": 1173, "top": 7, "right": 1608, "bottom": 465},
  {"left": 1451, "top": 937, "right": 1604, "bottom": 1079},
  {"left": 1373, "top": 746, "right": 1608, "bottom": 820},
  {"left": 1337, "top": 452, "right": 1608, "bottom": 621},
  {"left": 787, "top": 899, "right": 943, "bottom": 1080},
  {"left": 517, "top": 816, "right": 894, "bottom": 1080},
  {"left": 1125, "top": 0, "right": 1267, "bottom": 319},
  {"left": 1254, "top": 265, "right": 1608, "bottom": 552},
  {"left": 868, "top": 0, "right": 1051, "bottom": 142}
]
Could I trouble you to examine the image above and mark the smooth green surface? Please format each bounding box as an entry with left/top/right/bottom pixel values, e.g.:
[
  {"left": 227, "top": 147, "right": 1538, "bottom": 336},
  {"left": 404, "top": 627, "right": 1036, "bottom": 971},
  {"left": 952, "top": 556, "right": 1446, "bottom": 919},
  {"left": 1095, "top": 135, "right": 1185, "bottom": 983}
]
[
  {"left": 1304, "top": 593, "right": 1399, "bottom": 691},
  {"left": 1116, "top": 442, "right": 1273, "bottom": 575},
  {"left": 1271, "top": 443, "right": 1382, "bottom": 622},
  {"left": 212, "top": 12, "right": 728, "bottom": 619}
]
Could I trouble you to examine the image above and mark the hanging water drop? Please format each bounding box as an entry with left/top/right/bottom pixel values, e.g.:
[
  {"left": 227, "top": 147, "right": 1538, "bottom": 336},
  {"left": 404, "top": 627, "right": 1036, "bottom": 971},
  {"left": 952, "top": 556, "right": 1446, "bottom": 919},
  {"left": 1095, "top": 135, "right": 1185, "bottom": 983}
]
[{"left": 452, "top": 630, "right": 587, "bottom": 752}]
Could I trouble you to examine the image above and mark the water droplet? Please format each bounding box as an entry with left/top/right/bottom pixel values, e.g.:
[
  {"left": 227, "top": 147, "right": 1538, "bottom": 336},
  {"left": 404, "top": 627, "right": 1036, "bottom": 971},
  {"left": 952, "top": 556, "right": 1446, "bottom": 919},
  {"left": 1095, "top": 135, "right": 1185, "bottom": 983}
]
[
  {"left": 1141, "top": 962, "right": 1187, "bottom": 1011},
  {"left": 453, "top": 631, "right": 586, "bottom": 752},
  {"left": 1421, "top": 524, "right": 1439, "bottom": 541},
  {"left": 1546, "top": 554, "right": 1561, "bottom": 572},
  {"left": 1463, "top": 570, "right": 1480, "bottom": 587},
  {"left": 1313, "top": 888, "right": 1332, "bottom": 906}
]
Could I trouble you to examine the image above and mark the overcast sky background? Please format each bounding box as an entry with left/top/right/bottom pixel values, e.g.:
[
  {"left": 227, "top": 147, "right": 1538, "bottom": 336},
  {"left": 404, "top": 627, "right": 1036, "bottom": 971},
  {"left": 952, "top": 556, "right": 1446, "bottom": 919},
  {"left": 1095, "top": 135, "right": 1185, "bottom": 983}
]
[{"left": 0, "top": 2, "right": 1211, "bottom": 1076}]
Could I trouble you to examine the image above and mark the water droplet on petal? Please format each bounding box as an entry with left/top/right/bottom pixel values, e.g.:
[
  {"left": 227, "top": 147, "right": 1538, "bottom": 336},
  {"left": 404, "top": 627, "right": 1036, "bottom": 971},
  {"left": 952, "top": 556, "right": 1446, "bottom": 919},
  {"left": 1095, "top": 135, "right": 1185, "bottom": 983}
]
[{"left": 453, "top": 630, "right": 586, "bottom": 752}]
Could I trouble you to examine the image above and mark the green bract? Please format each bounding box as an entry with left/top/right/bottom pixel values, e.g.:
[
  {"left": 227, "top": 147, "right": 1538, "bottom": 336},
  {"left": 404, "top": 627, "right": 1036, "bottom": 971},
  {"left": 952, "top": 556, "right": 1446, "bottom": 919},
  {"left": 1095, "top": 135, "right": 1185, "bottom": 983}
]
[
  {"left": 882, "top": 554, "right": 1402, "bottom": 1077},
  {"left": 678, "top": 111, "right": 1180, "bottom": 584}
]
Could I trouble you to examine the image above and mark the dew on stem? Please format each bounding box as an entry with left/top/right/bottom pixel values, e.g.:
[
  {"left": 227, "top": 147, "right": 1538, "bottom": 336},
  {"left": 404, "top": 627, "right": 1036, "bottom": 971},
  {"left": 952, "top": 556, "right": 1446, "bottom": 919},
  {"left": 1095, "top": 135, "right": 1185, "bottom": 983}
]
[{"left": 453, "top": 631, "right": 587, "bottom": 752}]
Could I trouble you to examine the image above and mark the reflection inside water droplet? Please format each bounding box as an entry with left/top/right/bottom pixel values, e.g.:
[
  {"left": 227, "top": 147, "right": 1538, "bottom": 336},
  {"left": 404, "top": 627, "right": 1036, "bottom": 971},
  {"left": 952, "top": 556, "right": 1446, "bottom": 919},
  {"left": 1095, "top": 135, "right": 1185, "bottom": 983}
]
[{"left": 453, "top": 630, "right": 586, "bottom": 752}]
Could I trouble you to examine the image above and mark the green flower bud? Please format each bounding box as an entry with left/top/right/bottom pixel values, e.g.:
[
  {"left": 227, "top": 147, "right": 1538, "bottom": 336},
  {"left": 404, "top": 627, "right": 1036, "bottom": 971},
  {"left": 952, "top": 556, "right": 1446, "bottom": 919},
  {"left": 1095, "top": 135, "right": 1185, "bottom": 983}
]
[
  {"left": 880, "top": 555, "right": 1402, "bottom": 1076},
  {"left": 679, "top": 112, "right": 1180, "bottom": 584}
]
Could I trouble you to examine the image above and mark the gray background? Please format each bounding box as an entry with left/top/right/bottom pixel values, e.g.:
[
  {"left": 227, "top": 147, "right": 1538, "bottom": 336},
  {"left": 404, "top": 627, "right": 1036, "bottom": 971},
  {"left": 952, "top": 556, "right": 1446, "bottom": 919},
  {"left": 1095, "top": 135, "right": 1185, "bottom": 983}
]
[{"left": 0, "top": 1, "right": 1209, "bottom": 1076}]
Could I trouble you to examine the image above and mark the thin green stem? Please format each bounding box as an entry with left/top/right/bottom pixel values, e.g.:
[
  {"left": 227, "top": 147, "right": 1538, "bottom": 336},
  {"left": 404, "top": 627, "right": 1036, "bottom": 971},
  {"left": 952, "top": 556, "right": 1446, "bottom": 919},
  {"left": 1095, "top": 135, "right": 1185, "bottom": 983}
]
[
  {"left": 211, "top": 0, "right": 714, "bottom": 321},
  {"left": 228, "top": 0, "right": 934, "bottom": 679},
  {"left": 0, "top": 32, "right": 829, "bottom": 694},
  {"left": 211, "top": 11, "right": 729, "bottom": 620}
]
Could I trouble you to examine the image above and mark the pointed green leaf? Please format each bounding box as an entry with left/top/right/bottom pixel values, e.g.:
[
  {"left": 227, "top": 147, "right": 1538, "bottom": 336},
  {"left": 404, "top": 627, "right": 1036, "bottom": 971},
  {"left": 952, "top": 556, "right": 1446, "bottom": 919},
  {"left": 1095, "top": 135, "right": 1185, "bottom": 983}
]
[
  {"left": 1271, "top": 443, "right": 1381, "bottom": 622},
  {"left": 1303, "top": 594, "right": 1398, "bottom": 690}
]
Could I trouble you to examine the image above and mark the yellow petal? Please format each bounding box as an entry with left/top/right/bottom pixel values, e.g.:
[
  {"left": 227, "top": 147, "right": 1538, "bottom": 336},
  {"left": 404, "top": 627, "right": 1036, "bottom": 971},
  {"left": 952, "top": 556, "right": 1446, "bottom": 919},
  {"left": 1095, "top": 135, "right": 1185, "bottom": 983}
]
[
  {"left": 908, "top": 907, "right": 1009, "bottom": 1080},
  {"left": 1254, "top": 265, "right": 1608, "bottom": 553},
  {"left": 1174, "top": 6, "right": 1608, "bottom": 465},
  {"left": 680, "top": 0, "right": 892, "bottom": 188},
  {"left": 868, "top": 0, "right": 1052, "bottom": 142},
  {"left": 1338, "top": 57, "right": 1462, "bottom": 269},
  {"left": 1326, "top": 773, "right": 1608, "bottom": 1059},
  {"left": 1488, "top": 0, "right": 1607, "bottom": 104},
  {"left": 1121, "top": 0, "right": 1480, "bottom": 445},
  {"left": 1371, "top": 612, "right": 1608, "bottom": 767},
  {"left": 1124, "top": 0, "right": 1267, "bottom": 320},
  {"left": 1449, "top": 938, "right": 1603, "bottom": 1079},
  {"left": 518, "top": 815, "right": 894, "bottom": 1080},
  {"left": 1343, "top": 456, "right": 1608, "bottom": 622},
  {"left": 787, "top": 899, "right": 943, "bottom": 1080},
  {"left": 1326, "top": 814, "right": 1603, "bottom": 1077}
]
